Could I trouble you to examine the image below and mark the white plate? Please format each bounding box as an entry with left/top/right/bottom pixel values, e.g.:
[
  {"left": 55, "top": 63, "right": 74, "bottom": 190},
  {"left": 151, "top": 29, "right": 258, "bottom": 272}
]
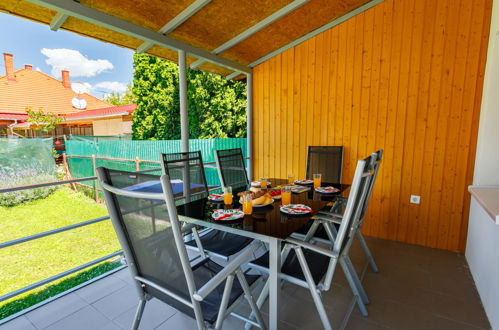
[
  {"left": 315, "top": 186, "right": 340, "bottom": 194},
  {"left": 211, "top": 209, "right": 244, "bottom": 221},
  {"left": 280, "top": 204, "right": 312, "bottom": 215},
  {"left": 251, "top": 181, "right": 271, "bottom": 187},
  {"left": 294, "top": 179, "right": 313, "bottom": 185},
  {"left": 208, "top": 194, "right": 224, "bottom": 202}
]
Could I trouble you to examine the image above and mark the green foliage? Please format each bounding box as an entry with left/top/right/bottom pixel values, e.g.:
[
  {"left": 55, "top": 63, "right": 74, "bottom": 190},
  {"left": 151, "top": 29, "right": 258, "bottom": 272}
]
[
  {"left": 25, "top": 107, "right": 63, "bottom": 132},
  {"left": 131, "top": 54, "right": 247, "bottom": 140},
  {"left": 103, "top": 83, "right": 136, "bottom": 106}
]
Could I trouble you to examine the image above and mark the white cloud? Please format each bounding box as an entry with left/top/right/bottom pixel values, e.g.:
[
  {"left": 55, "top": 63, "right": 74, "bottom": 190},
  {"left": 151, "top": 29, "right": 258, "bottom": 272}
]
[
  {"left": 94, "top": 81, "right": 127, "bottom": 94},
  {"left": 40, "top": 48, "right": 113, "bottom": 77},
  {"left": 35, "top": 67, "right": 42, "bottom": 72}
]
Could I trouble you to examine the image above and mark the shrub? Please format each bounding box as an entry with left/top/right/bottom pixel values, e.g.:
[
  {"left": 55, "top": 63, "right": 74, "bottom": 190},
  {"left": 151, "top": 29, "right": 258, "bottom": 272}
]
[{"left": 0, "top": 138, "right": 58, "bottom": 207}]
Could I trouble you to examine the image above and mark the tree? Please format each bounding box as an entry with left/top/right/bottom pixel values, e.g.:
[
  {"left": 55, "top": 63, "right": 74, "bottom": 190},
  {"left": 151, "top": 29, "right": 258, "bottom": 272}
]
[
  {"left": 131, "top": 53, "right": 247, "bottom": 140},
  {"left": 25, "top": 107, "right": 63, "bottom": 133},
  {"left": 103, "top": 83, "right": 136, "bottom": 106}
]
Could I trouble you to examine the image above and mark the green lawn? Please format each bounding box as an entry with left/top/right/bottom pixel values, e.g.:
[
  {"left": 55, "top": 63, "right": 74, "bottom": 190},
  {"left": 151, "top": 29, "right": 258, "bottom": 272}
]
[{"left": 0, "top": 187, "right": 121, "bottom": 319}]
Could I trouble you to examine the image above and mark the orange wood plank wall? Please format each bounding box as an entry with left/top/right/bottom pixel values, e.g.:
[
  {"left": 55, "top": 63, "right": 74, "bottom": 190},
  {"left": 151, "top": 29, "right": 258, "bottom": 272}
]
[{"left": 251, "top": 0, "right": 492, "bottom": 252}]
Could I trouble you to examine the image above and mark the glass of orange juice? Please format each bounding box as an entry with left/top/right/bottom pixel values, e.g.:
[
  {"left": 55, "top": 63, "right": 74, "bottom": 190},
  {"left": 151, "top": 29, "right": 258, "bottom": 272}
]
[
  {"left": 242, "top": 194, "right": 253, "bottom": 215},
  {"left": 313, "top": 173, "right": 322, "bottom": 188},
  {"left": 281, "top": 186, "right": 292, "bottom": 205},
  {"left": 223, "top": 186, "right": 233, "bottom": 205},
  {"left": 288, "top": 174, "right": 295, "bottom": 184},
  {"left": 260, "top": 178, "right": 268, "bottom": 189}
]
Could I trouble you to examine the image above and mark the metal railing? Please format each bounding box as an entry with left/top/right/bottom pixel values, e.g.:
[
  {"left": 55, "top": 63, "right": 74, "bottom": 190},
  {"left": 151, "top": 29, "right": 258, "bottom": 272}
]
[{"left": 0, "top": 155, "right": 250, "bottom": 320}]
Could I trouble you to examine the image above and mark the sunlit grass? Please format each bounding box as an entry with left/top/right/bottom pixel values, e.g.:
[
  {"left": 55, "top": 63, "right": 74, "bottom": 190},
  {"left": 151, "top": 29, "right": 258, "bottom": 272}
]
[{"left": 0, "top": 187, "right": 120, "bottom": 319}]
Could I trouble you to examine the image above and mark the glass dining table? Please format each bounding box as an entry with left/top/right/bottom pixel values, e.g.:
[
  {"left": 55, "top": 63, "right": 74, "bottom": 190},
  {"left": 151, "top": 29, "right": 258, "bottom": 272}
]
[{"left": 175, "top": 178, "right": 349, "bottom": 329}]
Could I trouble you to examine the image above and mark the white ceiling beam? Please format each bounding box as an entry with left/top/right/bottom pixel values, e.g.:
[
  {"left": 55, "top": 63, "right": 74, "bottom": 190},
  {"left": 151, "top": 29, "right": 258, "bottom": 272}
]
[
  {"left": 249, "top": 0, "right": 384, "bottom": 67},
  {"left": 26, "top": 0, "right": 251, "bottom": 74},
  {"left": 190, "top": 0, "right": 309, "bottom": 69},
  {"left": 49, "top": 11, "right": 68, "bottom": 31},
  {"left": 225, "top": 71, "right": 242, "bottom": 80},
  {"left": 136, "top": 0, "right": 211, "bottom": 54}
]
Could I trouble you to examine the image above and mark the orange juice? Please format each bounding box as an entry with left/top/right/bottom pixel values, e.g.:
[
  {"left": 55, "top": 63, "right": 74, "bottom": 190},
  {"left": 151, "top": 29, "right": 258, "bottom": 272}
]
[
  {"left": 243, "top": 201, "right": 253, "bottom": 214},
  {"left": 288, "top": 174, "right": 295, "bottom": 184},
  {"left": 224, "top": 193, "right": 233, "bottom": 205},
  {"left": 281, "top": 190, "right": 291, "bottom": 205},
  {"left": 260, "top": 180, "right": 267, "bottom": 189},
  {"left": 313, "top": 174, "right": 322, "bottom": 188}
]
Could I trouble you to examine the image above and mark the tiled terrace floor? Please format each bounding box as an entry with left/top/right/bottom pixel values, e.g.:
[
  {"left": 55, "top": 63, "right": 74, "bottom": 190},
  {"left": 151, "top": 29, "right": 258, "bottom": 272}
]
[{"left": 0, "top": 236, "right": 490, "bottom": 330}]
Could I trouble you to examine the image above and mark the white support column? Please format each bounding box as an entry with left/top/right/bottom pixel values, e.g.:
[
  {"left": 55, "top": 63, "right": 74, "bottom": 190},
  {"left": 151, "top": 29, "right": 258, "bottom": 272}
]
[
  {"left": 178, "top": 50, "right": 189, "bottom": 153},
  {"left": 246, "top": 73, "right": 253, "bottom": 180},
  {"left": 178, "top": 50, "right": 190, "bottom": 202}
]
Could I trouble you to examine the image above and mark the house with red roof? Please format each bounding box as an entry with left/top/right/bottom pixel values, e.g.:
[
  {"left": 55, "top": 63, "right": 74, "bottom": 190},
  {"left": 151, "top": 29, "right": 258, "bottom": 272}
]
[{"left": 0, "top": 53, "right": 135, "bottom": 137}]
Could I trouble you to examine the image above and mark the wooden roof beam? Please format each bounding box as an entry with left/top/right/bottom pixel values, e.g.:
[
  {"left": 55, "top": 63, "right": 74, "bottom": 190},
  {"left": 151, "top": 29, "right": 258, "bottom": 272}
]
[
  {"left": 136, "top": 0, "right": 211, "bottom": 54},
  {"left": 190, "top": 0, "right": 309, "bottom": 69},
  {"left": 26, "top": 0, "right": 252, "bottom": 74}
]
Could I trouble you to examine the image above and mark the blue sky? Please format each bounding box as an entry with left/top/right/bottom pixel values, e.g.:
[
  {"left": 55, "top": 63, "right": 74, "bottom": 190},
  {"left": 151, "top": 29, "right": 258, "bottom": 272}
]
[{"left": 0, "top": 12, "right": 134, "bottom": 98}]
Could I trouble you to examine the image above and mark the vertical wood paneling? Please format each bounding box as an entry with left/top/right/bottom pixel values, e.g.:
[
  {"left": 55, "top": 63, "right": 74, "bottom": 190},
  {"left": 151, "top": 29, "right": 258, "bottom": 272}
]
[{"left": 252, "top": 0, "right": 491, "bottom": 252}]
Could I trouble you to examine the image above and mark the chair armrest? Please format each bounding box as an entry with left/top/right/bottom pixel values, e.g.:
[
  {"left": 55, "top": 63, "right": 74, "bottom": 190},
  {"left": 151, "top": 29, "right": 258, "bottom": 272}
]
[
  {"left": 314, "top": 212, "right": 342, "bottom": 224},
  {"left": 181, "top": 223, "right": 196, "bottom": 234},
  {"left": 285, "top": 237, "right": 338, "bottom": 259},
  {"left": 193, "top": 241, "right": 260, "bottom": 301}
]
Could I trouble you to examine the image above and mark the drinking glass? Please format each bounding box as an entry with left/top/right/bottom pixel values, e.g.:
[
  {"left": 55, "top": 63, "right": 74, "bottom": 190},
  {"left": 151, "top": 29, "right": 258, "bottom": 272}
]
[
  {"left": 242, "top": 194, "right": 253, "bottom": 215},
  {"left": 281, "top": 186, "right": 292, "bottom": 205},
  {"left": 260, "top": 177, "right": 268, "bottom": 189},
  {"left": 223, "top": 186, "right": 233, "bottom": 205},
  {"left": 313, "top": 173, "right": 322, "bottom": 188},
  {"left": 288, "top": 174, "right": 295, "bottom": 184}
]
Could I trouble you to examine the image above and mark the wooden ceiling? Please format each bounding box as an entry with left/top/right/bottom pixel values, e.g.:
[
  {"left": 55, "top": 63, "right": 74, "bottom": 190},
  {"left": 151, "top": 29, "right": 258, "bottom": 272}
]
[{"left": 0, "top": 0, "right": 378, "bottom": 77}]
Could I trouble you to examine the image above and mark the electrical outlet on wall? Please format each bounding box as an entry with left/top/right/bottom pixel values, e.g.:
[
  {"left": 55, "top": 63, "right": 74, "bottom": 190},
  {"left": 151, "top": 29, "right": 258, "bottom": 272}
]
[{"left": 410, "top": 195, "right": 421, "bottom": 204}]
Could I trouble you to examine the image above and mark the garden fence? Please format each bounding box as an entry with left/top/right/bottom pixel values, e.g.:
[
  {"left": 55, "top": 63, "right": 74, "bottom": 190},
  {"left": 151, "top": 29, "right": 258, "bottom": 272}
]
[{"left": 65, "top": 137, "right": 248, "bottom": 188}]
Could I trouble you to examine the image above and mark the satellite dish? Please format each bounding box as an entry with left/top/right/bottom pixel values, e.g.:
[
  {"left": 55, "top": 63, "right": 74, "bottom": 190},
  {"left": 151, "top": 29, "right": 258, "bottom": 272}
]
[
  {"left": 72, "top": 97, "right": 87, "bottom": 110},
  {"left": 71, "top": 82, "right": 88, "bottom": 94}
]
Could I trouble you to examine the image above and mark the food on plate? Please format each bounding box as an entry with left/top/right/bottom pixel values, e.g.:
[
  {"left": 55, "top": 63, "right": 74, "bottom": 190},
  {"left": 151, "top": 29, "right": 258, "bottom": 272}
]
[
  {"left": 268, "top": 189, "right": 282, "bottom": 199},
  {"left": 249, "top": 186, "right": 261, "bottom": 193},
  {"left": 237, "top": 190, "right": 273, "bottom": 205}
]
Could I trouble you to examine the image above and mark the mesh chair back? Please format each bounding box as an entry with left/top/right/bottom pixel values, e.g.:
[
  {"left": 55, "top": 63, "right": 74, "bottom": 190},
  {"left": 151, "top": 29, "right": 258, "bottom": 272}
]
[
  {"left": 358, "top": 149, "right": 384, "bottom": 222},
  {"left": 98, "top": 168, "right": 195, "bottom": 315},
  {"left": 160, "top": 151, "right": 208, "bottom": 202},
  {"left": 333, "top": 155, "right": 375, "bottom": 256},
  {"left": 215, "top": 148, "right": 249, "bottom": 189},
  {"left": 306, "top": 146, "right": 344, "bottom": 183}
]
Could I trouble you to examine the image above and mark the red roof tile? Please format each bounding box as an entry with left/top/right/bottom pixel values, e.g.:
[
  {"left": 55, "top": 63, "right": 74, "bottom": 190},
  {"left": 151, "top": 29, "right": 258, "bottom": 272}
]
[
  {"left": 0, "top": 68, "right": 112, "bottom": 115},
  {"left": 0, "top": 112, "right": 28, "bottom": 120},
  {"left": 64, "top": 104, "right": 136, "bottom": 120}
]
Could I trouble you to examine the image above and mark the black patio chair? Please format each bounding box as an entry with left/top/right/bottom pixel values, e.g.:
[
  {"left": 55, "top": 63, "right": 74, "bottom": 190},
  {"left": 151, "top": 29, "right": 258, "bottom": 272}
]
[
  {"left": 306, "top": 146, "right": 344, "bottom": 183},
  {"left": 160, "top": 151, "right": 253, "bottom": 261},
  {"left": 97, "top": 167, "right": 266, "bottom": 330},
  {"left": 214, "top": 148, "right": 249, "bottom": 189},
  {"left": 247, "top": 154, "right": 376, "bottom": 329}
]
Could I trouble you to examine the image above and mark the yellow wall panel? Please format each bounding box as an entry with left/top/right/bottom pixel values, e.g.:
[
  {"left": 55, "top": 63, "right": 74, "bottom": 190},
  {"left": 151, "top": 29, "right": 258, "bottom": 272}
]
[{"left": 252, "top": 0, "right": 492, "bottom": 252}]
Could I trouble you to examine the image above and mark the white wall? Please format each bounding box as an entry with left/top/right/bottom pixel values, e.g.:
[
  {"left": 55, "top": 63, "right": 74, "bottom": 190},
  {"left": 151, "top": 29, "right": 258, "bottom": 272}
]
[
  {"left": 466, "top": 1, "right": 499, "bottom": 328},
  {"left": 466, "top": 199, "right": 499, "bottom": 328},
  {"left": 473, "top": 0, "right": 499, "bottom": 185}
]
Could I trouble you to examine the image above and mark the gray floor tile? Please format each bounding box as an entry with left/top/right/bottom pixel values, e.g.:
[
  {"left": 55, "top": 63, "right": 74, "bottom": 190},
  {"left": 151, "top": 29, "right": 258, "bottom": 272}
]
[
  {"left": 114, "top": 298, "right": 177, "bottom": 330},
  {"left": 25, "top": 293, "right": 88, "bottom": 329},
  {"left": 76, "top": 275, "right": 128, "bottom": 304},
  {"left": 92, "top": 286, "right": 139, "bottom": 320},
  {"left": 43, "top": 305, "right": 109, "bottom": 330},
  {"left": 0, "top": 236, "right": 491, "bottom": 330},
  {"left": 154, "top": 312, "right": 197, "bottom": 330},
  {"left": 0, "top": 316, "right": 36, "bottom": 330}
]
